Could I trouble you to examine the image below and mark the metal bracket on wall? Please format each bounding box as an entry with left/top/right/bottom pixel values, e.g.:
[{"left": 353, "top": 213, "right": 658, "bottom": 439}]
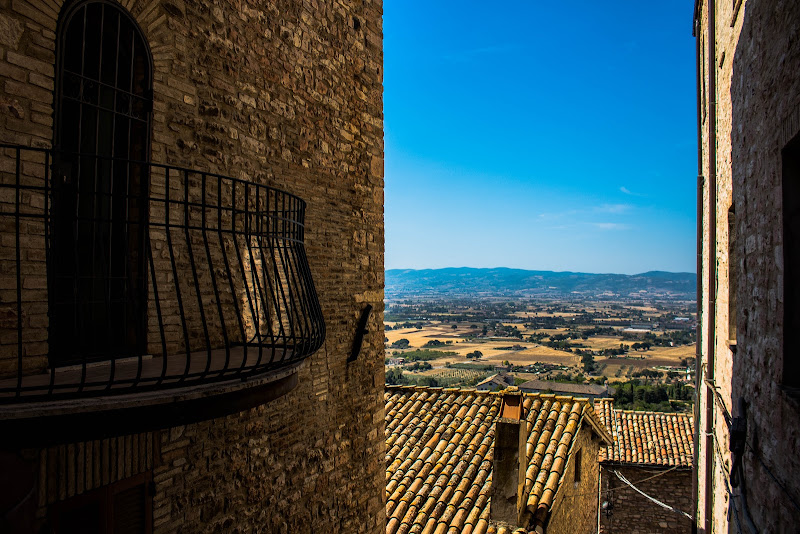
[
  {"left": 730, "top": 397, "right": 747, "bottom": 487},
  {"left": 349, "top": 304, "right": 372, "bottom": 362}
]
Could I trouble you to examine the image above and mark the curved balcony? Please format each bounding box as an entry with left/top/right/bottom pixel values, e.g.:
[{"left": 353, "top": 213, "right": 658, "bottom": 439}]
[{"left": 0, "top": 144, "right": 325, "bottom": 423}]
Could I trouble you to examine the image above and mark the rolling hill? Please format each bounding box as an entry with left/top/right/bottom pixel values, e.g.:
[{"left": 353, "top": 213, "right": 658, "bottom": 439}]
[{"left": 385, "top": 267, "right": 696, "bottom": 300}]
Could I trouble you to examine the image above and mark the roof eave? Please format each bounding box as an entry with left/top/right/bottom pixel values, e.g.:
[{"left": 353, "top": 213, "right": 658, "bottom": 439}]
[
  {"left": 580, "top": 403, "right": 613, "bottom": 445},
  {"left": 600, "top": 460, "right": 693, "bottom": 470}
]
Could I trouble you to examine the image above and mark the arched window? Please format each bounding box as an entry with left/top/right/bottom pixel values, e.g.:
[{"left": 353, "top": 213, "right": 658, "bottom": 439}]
[{"left": 50, "top": 0, "right": 153, "bottom": 365}]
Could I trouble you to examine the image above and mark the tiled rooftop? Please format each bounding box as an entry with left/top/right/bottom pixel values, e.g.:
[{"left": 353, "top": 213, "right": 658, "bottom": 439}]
[
  {"left": 517, "top": 379, "right": 608, "bottom": 396},
  {"left": 384, "top": 386, "right": 611, "bottom": 534},
  {"left": 593, "top": 398, "right": 694, "bottom": 467},
  {"left": 474, "top": 373, "right": 514, "bottom": 390}
]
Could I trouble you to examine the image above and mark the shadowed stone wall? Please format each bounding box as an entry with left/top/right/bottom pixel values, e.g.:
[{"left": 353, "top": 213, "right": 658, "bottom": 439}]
[
  {"left": 696, "top": 0, "right": 800, "bottom": 531},
  {"left": 545, "top": 422, "right": 602, "bottom": 534},
  {"left": 0, "top": 0, "right": 385, "bottom": 532},
  {"left": 599, "top": 466, "right": 692, "bottom": 534}
]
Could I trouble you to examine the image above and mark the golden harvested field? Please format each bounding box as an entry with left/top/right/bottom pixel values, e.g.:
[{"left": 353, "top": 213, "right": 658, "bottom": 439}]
[
  {"left": 385, "top": 323, "right": 581, "bottom": 367},
  {"left": 478, "top": 347, "right": 580, "bottom": 367},
  {"left": 599, "top": 363, "right": 631, "bottom": 381},
  {"left": 648, "top": 345, "right": 695, "bottom": 359},
  {"left": 385, "top": 323, "right": 693, "bottom": 382},
  {"left": 386, "top": 325, "right": 467, "bottom": 344},
  {"left": 596, "top": 345, "right": 691, "bottom": 382},
  {"left": 581, "top": 336, "right": 628, "bottom": 350}
]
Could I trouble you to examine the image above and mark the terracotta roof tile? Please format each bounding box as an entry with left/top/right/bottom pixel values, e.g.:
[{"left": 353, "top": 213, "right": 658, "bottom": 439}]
[
  {"left": 517, "top": 379, "right": 608, "bottom": 396},
  {"left": 593, "top": 398, "right": 694, "bottom": 467},
  {"left": 385, "top": 386, "right": 610, "bottom": 533}
]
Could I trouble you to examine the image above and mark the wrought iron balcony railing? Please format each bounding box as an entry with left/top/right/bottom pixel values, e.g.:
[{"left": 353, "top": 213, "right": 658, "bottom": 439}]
[{"left": 0, "top": 144, "right": 325, "bottom": 403}]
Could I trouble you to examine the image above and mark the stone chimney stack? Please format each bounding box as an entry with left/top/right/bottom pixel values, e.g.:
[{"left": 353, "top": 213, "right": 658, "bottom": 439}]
[{"left": 490, "top": 388, "right": 527, "bottom": 527}]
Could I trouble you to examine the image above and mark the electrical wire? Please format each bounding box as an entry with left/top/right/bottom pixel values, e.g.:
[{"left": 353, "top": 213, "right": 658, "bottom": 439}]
[
  {"left": 704, "top": 378, "right": 732, "bottom": 430},
  {"left": 704, "top": 428, "right": 744, "bottom": 534},
  {"left": 546, "top": 464, "right": 685, "bottom": 502},
  {"left": 703, "top": 391, "right": 800, "bottom": 517},
  {"left": 725, "top": 467, "right": 745, "bottom": 534},
  {"left": 611, "top": 469, "right": 692, "bottom": 520},
  {"left": 708, "top": 423, "right": 758, "bottom": 534}
]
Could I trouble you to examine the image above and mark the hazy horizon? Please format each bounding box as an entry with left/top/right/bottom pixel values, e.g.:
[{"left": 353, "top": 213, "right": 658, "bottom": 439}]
[{"left": 385, "top": 266, "right": 697, "bottom": 276}]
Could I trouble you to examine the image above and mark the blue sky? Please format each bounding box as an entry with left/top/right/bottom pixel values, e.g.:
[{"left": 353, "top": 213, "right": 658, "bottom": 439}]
[{"left": 384, "top": 1, "right": 697, "bottom": 275}]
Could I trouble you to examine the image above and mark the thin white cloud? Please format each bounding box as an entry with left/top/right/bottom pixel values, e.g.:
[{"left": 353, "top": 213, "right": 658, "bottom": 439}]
[
  {"left": 595, "top": 203, "right": 631, "bottom": 214},
  {"left": 620, "top": 186, "right": 645, "bottom": 197},
  {"left": 538, "top": 209, "right": 578, "bottom": 219},
  {"left": 592, "top": 222, "right": 629, "bottom": 230}
]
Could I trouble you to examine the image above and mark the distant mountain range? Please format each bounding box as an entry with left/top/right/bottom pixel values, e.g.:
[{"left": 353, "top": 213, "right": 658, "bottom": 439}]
[{"left": 385, "top": 268, "right": 696, "bottom": 300}]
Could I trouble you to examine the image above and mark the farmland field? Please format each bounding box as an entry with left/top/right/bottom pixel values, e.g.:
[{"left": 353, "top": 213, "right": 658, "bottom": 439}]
[{"left": 385, "top": 297, "right": 696, "bottom": 397}]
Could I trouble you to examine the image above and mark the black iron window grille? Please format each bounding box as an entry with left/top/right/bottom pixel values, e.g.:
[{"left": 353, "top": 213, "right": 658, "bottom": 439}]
[
  {"left": 0, "top": 145, "right": 326, "bottom": 402},
  {"left": 53, "top": 0, "right": 153, "bottom": 366}
]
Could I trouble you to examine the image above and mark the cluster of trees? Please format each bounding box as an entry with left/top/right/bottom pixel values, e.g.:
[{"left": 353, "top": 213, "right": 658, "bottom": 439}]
[
  {"left": 549, "top": 372, "right": 587, "bottom": 384},
  {"left": 612, "top": 380, "right": 695, "bottom": 412},
  {"left": 404, "top": 361, "right": 432, "bottom": 371},
  {"left": 623, "top": 330, "right": 696, "bottom": 347},
  {"left": 390, "top": 338, "right": 410, "bottom": 349},
  {"left": 465, "top": 350, "right": 483, "bottom": 359},
  {"left": 629, "top": 368, "right": 690, "bottom": 383},
  {"left": 544, "top": 339, "right": 578, "bottom": 351},
  {"left": 423, "top": 339, "right": 453, "bottom": 348},
  {"left": 509, "top": 362, "right": 566, "bottom": 374},
  {"left": 556, "top": 332, "right": 585, "bottom": 341},
  {"left": 385, "top": 368, "right": 406, "bottom": 385},
  {"left": 581, "top": 353, "right": 596, "bottom": 374},
  {"left": 483, "top": 322, "right": 523, "bottom": 339},
  {"left": 601, "top": 344, "right": 630, "bottom": 357},
  {"left": 385, "top": 368, "right": 441, "bottom": 386},
  {"left": 630, "top": 342, "right": 653, "bottom": 351},
  {"left": 581, "top": 326, "right": 617, "bottom": 337},
  {"left": 530, "top": 333, "right": 589, "bottom": 353},
  {"left": 386, "top": 321, "right": 426, "bottom": 330},
  {"left": 631, "top": 369, "right": 661, "bottom": 380}
]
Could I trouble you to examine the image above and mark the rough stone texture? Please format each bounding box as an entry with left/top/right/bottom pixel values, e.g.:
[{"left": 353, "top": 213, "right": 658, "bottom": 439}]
[
  {"left": 0, "top": 0, "right": 385, "bottom": 532},
  {"left": 697, "top": 0, "right": 800, "bottom": 532},
  {"left": 543, "top": 423, "right": 602, "bottom": 534},
  {"left": 599, "top": 466, "right": 692, "bottom": 534}
]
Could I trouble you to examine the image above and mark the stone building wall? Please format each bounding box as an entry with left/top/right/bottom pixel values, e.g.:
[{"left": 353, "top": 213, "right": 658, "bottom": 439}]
[
  {"left": 0, "top": 0, "right": 385, "bottom": 532},
  {"left": 598, "top": 466, "right": 692, "bottom": 534},
  {"left": 544, "top": 422, "right": 601, "bottom": 534},
  {"left": 696, "top": 0, "right": 800, "bottom": 531}
]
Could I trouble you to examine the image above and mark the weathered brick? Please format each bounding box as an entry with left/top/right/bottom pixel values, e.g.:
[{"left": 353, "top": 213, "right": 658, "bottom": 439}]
[
  {"left": 1, "top": 1, "right": 385, "bottom": 534},
  {"left": 697, "top": 1, "right": 800, "bottom": 532}
]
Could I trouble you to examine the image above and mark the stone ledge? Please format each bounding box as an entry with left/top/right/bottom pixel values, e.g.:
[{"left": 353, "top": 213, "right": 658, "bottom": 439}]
[{"left": 0, "top": 360, "right": 304, "bottom": 447}]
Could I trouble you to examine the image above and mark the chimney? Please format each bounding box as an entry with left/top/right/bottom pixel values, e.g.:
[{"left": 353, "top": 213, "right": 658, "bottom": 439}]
[{"left": 490, "top": 388, "right": 527, "bottom": 527}]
